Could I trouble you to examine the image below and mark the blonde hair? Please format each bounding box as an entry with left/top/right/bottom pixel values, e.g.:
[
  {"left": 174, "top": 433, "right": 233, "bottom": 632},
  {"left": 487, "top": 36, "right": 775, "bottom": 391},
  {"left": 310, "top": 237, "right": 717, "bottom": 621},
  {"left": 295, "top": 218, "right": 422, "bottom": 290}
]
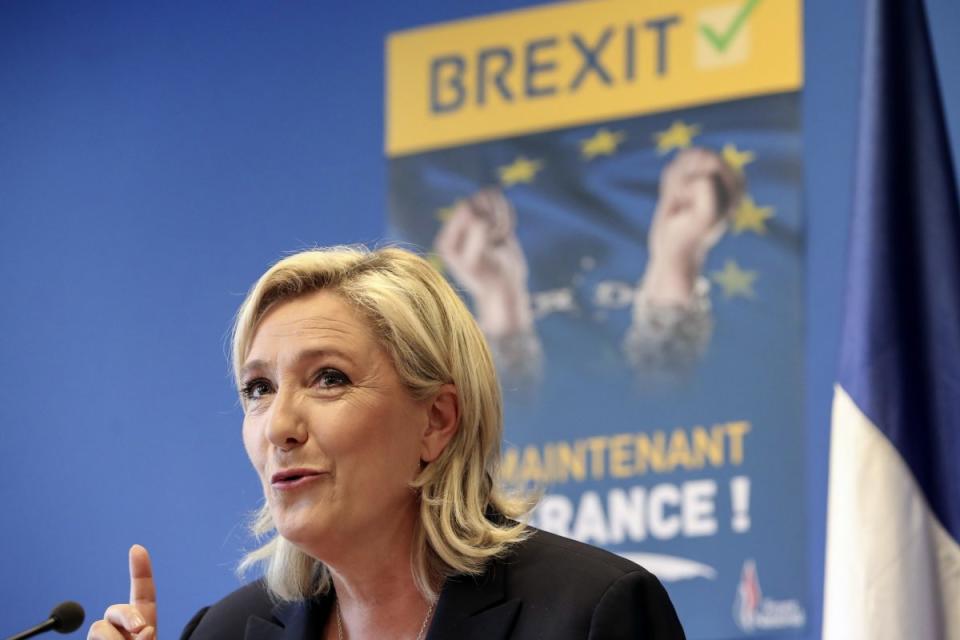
[{"left": 232, "top": 246, "right": 531, "bottom": 601}]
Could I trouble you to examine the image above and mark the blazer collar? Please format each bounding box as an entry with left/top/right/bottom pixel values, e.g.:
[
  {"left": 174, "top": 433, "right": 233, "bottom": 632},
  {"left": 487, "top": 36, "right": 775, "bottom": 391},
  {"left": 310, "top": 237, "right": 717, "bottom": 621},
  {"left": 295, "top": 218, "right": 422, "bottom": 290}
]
[
  {"left": 426, "top": 556, "right": 521, "bottom": 640},
  {"left": 243, "top": 591, "right": 333, "bottom": 640},
  {"left": 242, "top": 559, "right": 520, "bottom": 640}
]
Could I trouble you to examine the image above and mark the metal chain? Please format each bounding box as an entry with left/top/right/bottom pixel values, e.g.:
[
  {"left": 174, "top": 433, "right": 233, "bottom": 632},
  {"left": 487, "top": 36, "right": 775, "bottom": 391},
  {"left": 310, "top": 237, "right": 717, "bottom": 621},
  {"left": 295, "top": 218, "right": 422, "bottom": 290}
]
[{"left": 335, "top": 598, "right": 435, "bottom": 640}]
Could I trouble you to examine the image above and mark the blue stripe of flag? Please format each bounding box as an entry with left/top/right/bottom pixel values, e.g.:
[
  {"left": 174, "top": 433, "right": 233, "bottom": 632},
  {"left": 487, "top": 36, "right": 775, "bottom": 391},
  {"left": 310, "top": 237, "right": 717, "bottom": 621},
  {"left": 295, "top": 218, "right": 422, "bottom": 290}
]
[{"left": 838, "top": 0, "right": 960, "bottom": 541}]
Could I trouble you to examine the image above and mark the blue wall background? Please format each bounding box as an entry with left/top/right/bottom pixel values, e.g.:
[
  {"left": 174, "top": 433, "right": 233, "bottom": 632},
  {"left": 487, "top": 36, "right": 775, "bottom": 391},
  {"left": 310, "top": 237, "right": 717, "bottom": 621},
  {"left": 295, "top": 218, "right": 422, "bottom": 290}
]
[{"left": 1, "top": 1, "right": 958, "bottom": 638}]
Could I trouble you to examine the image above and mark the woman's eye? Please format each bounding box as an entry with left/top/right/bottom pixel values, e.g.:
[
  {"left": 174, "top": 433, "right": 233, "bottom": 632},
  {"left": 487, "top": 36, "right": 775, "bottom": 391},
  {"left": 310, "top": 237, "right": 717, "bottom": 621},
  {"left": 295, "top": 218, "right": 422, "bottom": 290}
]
[
  {"left": 315, "top": 368, "right": 350, "bottom": 389},
  {"left": 240, "top": 379, "right": 273, "bottom": 401}
]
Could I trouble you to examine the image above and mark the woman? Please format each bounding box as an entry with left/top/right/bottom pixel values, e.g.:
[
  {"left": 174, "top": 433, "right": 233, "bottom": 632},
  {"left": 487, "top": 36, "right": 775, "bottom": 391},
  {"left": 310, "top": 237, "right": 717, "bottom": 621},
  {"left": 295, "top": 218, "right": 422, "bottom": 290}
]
[{"left": 88, "top": 246, "right": 685, "bottom": 640}]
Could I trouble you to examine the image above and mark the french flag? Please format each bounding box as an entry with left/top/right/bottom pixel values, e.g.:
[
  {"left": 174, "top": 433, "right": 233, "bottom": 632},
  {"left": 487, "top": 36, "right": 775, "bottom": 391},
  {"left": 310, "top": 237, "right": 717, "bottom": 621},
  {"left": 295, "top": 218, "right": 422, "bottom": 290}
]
[{"left": 822, "top": 0, "right": 960, "bottom": 638}]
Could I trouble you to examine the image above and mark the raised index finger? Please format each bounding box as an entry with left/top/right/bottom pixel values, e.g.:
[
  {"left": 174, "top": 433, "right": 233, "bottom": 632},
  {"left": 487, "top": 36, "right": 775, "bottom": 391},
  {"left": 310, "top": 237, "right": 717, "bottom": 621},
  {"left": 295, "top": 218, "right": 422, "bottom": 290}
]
[{"left": 128, "top": 544, "right": 157, "bottom": 628}]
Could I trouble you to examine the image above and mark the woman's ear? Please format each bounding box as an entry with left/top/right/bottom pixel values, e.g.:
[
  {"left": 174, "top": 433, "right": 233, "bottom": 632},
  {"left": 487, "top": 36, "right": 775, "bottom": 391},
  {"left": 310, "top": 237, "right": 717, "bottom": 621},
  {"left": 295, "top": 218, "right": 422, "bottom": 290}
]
[{"left": 421, "top": 384, "right": 459, "bottom": 463}]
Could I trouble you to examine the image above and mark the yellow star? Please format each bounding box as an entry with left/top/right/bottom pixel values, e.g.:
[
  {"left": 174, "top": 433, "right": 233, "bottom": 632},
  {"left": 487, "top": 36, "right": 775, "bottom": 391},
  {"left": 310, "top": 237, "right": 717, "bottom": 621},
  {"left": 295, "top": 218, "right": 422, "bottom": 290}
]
[
  {"left": 722, "top": 144, "right": 755, "bottom": 173},
  {"left": 498, "top": 156, "right": 543, "bottom": 186},
  {"left": 711, "top": 260, "right": 758, "bottom": 299},
  {"left": 732, "top": 196, "right": 774, "bottom": 235},
  {"left": 581, "top": 128, "right": 627, "bottom": 160},
  {"left": 654, "top": 121, "right": 701, "bottom": 154}
]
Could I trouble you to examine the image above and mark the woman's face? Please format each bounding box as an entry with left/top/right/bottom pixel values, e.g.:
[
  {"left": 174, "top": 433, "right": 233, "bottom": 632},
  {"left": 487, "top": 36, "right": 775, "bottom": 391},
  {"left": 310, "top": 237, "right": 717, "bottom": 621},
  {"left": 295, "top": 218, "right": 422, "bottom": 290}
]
[{"left": 240, "top": 289, "right": 429, "bottom": 557}]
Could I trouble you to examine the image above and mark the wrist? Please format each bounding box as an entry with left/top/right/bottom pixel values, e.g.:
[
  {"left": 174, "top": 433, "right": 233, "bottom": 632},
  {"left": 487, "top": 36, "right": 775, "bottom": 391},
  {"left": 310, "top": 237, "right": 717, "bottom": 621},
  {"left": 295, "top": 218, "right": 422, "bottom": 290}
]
[
  {"left": 639, "top": 256, "right": 702, "bottom": 306},
  {"left": 474, "top": 286, "right": 535, "bottom": 336}
]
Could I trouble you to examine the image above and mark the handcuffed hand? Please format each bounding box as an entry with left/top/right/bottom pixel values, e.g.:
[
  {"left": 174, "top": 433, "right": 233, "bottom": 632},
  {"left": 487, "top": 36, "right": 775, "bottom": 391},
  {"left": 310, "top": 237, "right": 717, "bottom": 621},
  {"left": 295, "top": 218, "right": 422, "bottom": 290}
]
[
  {"left": 435, "top": 188, "right": 535, "bottom": 337},
  {"left": 642, "top": 148, "right": 744, "bottom": 305}
]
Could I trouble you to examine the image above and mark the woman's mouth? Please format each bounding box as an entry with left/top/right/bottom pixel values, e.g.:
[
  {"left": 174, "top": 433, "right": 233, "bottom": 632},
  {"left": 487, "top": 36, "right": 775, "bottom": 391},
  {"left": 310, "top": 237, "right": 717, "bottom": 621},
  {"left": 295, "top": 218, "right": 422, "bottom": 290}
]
[{"left": 270, "top": 468, "right": 325, "bottom": 490}]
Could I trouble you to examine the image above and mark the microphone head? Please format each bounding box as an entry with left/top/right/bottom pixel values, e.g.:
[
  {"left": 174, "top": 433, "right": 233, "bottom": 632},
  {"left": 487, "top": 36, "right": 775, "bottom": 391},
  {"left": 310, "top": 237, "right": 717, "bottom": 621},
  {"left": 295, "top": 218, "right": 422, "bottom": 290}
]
[{"left": 48, "top": 601, "right": 85, "bottom": 633}]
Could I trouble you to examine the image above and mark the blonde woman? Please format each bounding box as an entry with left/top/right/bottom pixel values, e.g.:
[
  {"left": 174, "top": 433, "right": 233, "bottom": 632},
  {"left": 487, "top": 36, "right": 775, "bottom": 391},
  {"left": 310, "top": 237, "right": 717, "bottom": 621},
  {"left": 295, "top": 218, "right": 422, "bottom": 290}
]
[{"left": 87, "top": 246, "right": 685, "bottom": 640}]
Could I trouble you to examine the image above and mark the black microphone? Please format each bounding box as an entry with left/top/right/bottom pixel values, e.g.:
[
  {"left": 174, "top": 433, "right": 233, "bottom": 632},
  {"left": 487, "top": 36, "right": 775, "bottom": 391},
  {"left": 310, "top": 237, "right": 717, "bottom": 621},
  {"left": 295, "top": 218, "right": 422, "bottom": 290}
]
[{"left": 5, "top": 601, "right": 85, "bottom": 640}]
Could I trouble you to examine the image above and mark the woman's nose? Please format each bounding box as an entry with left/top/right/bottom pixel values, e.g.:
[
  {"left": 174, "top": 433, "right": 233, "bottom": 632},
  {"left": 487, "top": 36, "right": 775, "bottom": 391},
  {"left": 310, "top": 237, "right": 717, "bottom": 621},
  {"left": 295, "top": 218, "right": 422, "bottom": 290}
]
[{"left": 266, "top": 388, "right": 307, "bottom": 450}]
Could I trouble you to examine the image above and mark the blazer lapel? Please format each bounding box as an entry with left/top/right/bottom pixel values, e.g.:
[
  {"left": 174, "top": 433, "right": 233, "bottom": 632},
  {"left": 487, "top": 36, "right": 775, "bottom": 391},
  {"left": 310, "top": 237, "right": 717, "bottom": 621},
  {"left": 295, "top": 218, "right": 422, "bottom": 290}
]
[
  {"left": 241, "top": 568, "right": 520, "bottom": 640},
  {"left": 243, "top": 615, "right": 287, "bottom": 640},
  {"left": 244, "top": 592, "right": 333, "bottom": 640},
  {"left": 426, "top": 559, "right": 521, "bottom": 640}
]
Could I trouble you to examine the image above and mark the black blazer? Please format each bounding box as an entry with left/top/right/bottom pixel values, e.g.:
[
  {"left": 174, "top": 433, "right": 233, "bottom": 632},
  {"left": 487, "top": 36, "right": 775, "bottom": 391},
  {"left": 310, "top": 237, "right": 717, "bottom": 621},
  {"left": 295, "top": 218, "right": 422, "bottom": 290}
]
[{"left": 180, "top": 528, "right": 686, "bottom": 640}]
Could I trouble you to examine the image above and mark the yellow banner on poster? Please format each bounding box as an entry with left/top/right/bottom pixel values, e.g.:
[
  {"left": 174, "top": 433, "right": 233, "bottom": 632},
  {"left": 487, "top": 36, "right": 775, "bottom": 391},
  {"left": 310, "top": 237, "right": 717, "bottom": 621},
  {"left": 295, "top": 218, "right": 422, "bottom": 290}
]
[{"left": 386, "top": 0, "right": 802, "bottom": 156}]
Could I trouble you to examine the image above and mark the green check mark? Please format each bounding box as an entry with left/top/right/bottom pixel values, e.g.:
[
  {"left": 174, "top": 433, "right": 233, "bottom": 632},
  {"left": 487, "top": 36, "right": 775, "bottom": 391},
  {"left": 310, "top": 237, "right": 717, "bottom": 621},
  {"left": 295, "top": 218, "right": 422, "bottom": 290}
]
[{"left": 700, "top": 0, "right": 762, "bottom": 53}]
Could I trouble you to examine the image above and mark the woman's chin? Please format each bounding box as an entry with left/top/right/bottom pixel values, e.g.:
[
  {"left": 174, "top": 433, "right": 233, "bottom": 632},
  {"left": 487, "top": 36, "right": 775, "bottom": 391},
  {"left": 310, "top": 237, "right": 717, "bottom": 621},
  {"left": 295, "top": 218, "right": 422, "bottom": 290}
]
[{"left": 270, "top": 506, "right": 331, "bottom": 547}]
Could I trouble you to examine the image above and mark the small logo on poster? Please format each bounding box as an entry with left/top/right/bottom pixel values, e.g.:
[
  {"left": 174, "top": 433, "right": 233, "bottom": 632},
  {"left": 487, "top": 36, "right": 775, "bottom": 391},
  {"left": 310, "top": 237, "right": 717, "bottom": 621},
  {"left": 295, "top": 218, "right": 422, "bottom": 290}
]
[{"left": 733, "top": 559, "right": 806, "bottom": 632}]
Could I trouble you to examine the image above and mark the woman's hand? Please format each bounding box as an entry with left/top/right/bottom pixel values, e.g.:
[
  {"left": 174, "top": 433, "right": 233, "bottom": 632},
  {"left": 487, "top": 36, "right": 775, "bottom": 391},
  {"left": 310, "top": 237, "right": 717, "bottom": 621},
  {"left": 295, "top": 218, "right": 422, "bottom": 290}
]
[{"left": 87, "top": 545, "right": 157, "bottom": 640}]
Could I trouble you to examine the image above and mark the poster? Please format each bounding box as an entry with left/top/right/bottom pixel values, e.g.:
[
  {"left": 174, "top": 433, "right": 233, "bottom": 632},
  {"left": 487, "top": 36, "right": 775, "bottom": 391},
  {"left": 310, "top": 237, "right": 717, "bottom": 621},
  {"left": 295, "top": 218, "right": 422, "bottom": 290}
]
[{"left": 387, "top": 1, "right": 806, "bottom": 636}]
